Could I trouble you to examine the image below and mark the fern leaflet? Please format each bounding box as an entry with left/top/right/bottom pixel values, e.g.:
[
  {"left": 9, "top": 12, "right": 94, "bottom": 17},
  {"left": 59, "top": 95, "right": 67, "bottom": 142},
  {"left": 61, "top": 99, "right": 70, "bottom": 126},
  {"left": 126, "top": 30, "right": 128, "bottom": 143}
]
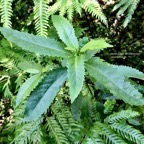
[
  {"left": 0, "top": 0, "right": 13, "bottom": 28},
  {"left": 105, "top": 109, "right": 140, "bottom": 124},
  {"left": 113, "top": 0, "right": 140, "bottom": 27},
  {"left": 111, "top": 122, "right": 144, "bottom": 144},
  {"left": 82, "top": 0, "right": 107, "bottom": 26},
  {"left": 33, "top": 0, "right": 49, "bottom": 36},
  {"left": 46, "top": 117, "right": 69, "bottom": 144}
]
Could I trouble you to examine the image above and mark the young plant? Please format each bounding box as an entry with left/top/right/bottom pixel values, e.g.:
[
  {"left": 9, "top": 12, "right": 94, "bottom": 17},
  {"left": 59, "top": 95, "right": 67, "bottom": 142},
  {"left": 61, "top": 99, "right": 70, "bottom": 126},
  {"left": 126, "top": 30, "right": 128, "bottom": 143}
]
[{"left": 0, "top": 15, "right": 144, "bottom": 122}]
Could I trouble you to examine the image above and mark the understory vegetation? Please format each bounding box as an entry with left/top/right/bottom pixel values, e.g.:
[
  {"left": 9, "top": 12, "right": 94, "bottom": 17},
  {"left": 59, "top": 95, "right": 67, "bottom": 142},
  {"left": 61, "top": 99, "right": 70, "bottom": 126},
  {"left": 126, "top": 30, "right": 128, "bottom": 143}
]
[{"left": 0, "top": 0, "right": 144, "bottom": 144}]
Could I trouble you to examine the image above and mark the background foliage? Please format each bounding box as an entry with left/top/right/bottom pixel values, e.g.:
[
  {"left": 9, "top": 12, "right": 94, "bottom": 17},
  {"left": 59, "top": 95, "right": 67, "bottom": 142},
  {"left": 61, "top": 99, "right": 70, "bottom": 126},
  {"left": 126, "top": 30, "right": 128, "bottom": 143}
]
[{"left": 0, "top": 0, "right": 144, "bottom": 143}]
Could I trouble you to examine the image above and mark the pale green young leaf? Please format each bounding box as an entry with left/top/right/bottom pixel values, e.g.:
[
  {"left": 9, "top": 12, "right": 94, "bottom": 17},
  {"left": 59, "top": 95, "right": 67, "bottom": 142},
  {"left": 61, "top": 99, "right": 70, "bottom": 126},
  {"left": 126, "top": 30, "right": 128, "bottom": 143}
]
[
  {"left": 80, "top": 38, "right": 113, "bottom": 52},
  {"left": 66, "top": 55, "right": 85, "bottom": 102},
  {"left": 24, "top": 68, "right": 67, "bottom": 121},
  {"left": 15, "top": 74, "right": 42, "bottom": 108},
  {"left": 0, "top": 27, "right": 72, "bottom": 57},
  {"left": 65, "top": 47, "right": 77, "bottom": 52},
  {"left": 86, "top": 58, "right": 144, "bottom": 105},
  {"left": 52, "top": 15, "right": 79, "bottom": 50}
]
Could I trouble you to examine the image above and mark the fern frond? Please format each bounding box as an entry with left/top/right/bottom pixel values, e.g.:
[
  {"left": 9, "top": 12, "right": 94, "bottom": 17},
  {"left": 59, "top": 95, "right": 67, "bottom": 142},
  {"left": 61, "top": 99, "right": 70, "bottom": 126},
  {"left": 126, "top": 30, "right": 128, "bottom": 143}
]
[
  {"left": 48, "top": 0, "right": 62, "bottom": 16},
  {"left": 48, "top": 0, "right": 74, "bottom": 19},
  {"left": 51, "top": 101, "right": 71, "bottom": 136},
  {"left": 82, "top": 0, "right": 107, "bottom": 26},
  {"left": 0, "top": 0, "right": 13, "bottom": 28},
  {"left": 3, "top": 104, "right": 42, "bottom": 144},
  {"left": 105, "top": 110, "right": 140, "bottom": 124},
  {"left": 47, "top": 0, "right": 107, "bottom": 25},
  {"left": 97, "top": 122, "right": 127, "bottom": 144},
  {"left": 83, "top": 122, "right": 127, "bottom": 144},
  {"left": 6, "top": 103, "right": 43, "bottom": 144},
  {"left": 113, "top": 0, "right": 140, "bottom": 27},
  {"left": 83, "top": 126, "right": 105, "bottom": 144},
  {"left": 71, "top": 85, "right": 98, "bottom": 123},
  {"left": 46, "top": 117, "right": 69, "bottom": 144},
  {"left": 83, "top": 136, "right": 105, "bottom": 144},
  {"left": 6, "top": 104, "right": 25, "bottom": 132},
  {"left": 1, "top": 76, "right": 13, "bottom": 98},
  {"left": 111, "top": 122, "right": 144, "bottom": 144},
  {"left": 66, "top": 0, "right": 75, "bottom": 21},
  {"left": 104, "top": 99, "right": 116, "bottom": 114},
  {"left": 51, "top": 99, "right": 82, "bottom": 142},
  {"left": 59, "top": 0, "right": 67, "bottom": 16},
  {"left": 123, "top": 0, "right": 140, "bottom": 27},
  {"left": 73, "top": 0, "right": 82, "bottom": 16},
  {"left": 116, "top": 1, "right": 131, "bottom": 16},
  {"left": 11, "top": 118, "right": 42, "bottom": 144},
  {"left": 33, "top": 0, "right": 49, "bottom": 36},
  {"left": 29, "top": 127, "right": 44, "bottom": 144},
  {"left": 79, "top": 118, "right": 105, "bottom": 143},
  {"left": 15, "top": 73, "right": 27, "bottom": 92},
  {"left": 3, "top": 82, "right": 13, "bottom": 98},
  {"left": 0, "top": 43, "right": 36, "bottom": 66},
  {"left": 3, "top": 51, "right": 34, "bottom": 67}
]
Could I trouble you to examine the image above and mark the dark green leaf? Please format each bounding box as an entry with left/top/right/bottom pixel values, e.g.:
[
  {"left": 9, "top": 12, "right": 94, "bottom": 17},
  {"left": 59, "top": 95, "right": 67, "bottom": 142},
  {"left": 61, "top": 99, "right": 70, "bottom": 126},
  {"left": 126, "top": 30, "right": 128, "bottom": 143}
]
[
  {"left": 86, "top": 58, "right": 144, "bottom": 105},
  {"left": 24, "top": 68, "right": 67, "bottom": 121},
  {"left": 0, "top": 27, "right": 72, "bottom": 57}
]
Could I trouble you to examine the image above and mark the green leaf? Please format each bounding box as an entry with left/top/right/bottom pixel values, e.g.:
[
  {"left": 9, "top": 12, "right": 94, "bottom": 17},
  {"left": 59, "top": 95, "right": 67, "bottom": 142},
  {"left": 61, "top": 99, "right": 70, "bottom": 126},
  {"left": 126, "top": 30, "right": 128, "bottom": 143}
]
[
  {"left": 24, "top": 68, "right": 67, "bottom": 121},
  {"left": 112, "top": 65, "right": 144, "bottom": 80},
  {"left": 0, "top": 27, "right": 72, "bottom": 57},
  {"left": 18, "top": 61, "right": 43, "bottom": 74},
  {"left": 66, "top": 55, "right": 85, "bottom": 102},
  {"left": 86, "top": 58, "right": 144, "bottom": 105},
  {"left": 52, "top": 15, "right": 79, "bottom": 50},
  {"left": 15, "top": 74, "right": 42, "bottom": 108},
  {"left": 80, "top": 38, "right": 113, "bottom": 52}
]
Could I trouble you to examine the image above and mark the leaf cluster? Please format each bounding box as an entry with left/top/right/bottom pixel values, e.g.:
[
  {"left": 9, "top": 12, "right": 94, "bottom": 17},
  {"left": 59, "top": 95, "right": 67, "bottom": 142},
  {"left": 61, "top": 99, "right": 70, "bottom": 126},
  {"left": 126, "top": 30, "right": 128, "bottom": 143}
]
[{"left": 0, "top": 1, "right": 144, "bottom": 143}]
